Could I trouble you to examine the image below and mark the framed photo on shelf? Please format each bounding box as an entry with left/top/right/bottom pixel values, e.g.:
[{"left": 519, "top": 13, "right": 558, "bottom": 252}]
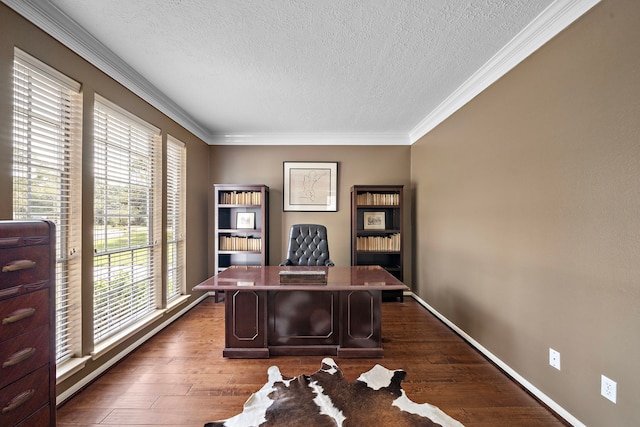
[
  {"left": 283, "top": 161, "right": 338, "bottom": 211},
  {"left": 363, "top": 212, "right": 385, "bottom": 230},
  {"left": 236, "top": 212, "right": 255, "bottom": 229}
]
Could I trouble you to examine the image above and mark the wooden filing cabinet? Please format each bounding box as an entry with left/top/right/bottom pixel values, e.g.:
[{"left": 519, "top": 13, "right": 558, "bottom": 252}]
[{"left": 0, "top": 221, "right": 56, "bottom": 427}]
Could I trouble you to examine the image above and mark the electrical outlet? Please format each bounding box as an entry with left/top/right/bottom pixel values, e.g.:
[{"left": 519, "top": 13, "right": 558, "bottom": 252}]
[
  {"left": 549, "top": 348, "right": 561, "bottom": 370},
  {"left": 601, "top": 375, "right": 617, "bottom": 403}
]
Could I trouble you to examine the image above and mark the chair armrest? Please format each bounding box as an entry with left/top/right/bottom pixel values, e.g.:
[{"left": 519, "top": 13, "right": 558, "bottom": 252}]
[
  {"left": 279, "top": 259, "right": 293, "bottom": 266},
  {"left": 324, "top": 259, "right": 335, "bottom": 267}
]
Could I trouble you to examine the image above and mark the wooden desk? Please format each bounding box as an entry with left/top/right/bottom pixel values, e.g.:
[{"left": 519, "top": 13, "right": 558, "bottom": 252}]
[{"left": 193, "top": 266, "right": 408, "bottom": 358}]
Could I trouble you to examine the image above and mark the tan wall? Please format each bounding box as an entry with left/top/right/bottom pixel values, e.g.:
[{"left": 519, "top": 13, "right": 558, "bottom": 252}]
[
  {"left": 0, "top": 4, "right": 211, "bottom": 397},
  {"left": 411, "top": 0, "right": 640, "bottom": 425},
  {"left": 209, "top": 145, "right": 412, "bottom": 285}
]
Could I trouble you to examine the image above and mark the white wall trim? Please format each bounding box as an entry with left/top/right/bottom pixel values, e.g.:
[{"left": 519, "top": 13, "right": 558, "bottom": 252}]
[
  {"left": 1, "top": 0, "right": 211, "bottom": 143},
  {"left": 55, "top": 289, "right": 587, "bottom": 423},
  {"left": 55, "top": 293, "right": 209, "bottom": 406},
  {"left": 409, "top": 293, "right": 586, "bottom": 427},
  {"left": 408, "top": 0, "right": 601, "bottom": 144},
  {"left": 3, "top": 0, "right": 600, "bottom": 146},
  {"left": 209, "top": 132, "right": 410, "bottom": 146}
]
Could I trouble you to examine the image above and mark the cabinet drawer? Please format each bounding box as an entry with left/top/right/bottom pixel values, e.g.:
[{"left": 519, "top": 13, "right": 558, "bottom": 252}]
[
  {"left": 0, "top": 247, "right": 50, "bottom": 292},
  {"left": 0, "top": 289, "right": 50, "bottom": 343},
  {"left": 0, "top": 325, "right": 50, "bottom": 390},
  {"left": 0, "top": 364, "right": 50, "bottom": 427},
  {"left": 15, "top": 403, "right": 51, "bottom": 427},
  {"left": 0, "top": 221, "right": 52, "bottom": 243}
]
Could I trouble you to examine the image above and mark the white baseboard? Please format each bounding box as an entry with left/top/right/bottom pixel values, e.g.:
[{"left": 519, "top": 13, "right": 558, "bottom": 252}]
[
  {"left": 57, "top": 290, "right": 585, "bottom": 426},
  {"left": 409, "top": 293, "right": 585, "bottom": 427},
  {"left": 56, "top": 293, "right": 210, "bottom": 406}
]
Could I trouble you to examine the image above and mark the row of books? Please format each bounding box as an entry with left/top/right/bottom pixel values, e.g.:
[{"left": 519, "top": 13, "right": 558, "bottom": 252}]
[
  {"left": 219, "top": 191, "right": 261, "bottom": 205},
  {"left": 356, "top": 192, "right": 399, "bottom": 206},
  {"left": 219, "top": 236, "right": 262, "bottom": 251},
  {"left": 356, "top": 234, "right": 401, "bottom": 252}
]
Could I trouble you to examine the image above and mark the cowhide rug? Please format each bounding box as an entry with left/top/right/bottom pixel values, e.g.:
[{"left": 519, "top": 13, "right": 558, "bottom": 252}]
[{"left": 205, "top": 358, "right": 464, "bottom": 427}]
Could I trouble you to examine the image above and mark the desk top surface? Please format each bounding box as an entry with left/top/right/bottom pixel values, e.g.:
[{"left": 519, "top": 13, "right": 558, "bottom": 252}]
[{"left": 194, "top": 265, "right": 408, "bottom": 291}]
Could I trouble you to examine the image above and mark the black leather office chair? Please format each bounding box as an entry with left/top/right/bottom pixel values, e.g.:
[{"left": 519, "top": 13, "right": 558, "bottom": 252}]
[{"left": 280, "top": 224, "right": 335, "bottom": 267}]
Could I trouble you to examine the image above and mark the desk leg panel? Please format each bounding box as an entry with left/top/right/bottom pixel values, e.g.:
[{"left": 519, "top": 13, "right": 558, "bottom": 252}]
[
  {"left": 340, "top": 290, "right": 382, "bottom": 351},
  {"left": 224, "top": 290, "right": 267, "bottom": 355}
]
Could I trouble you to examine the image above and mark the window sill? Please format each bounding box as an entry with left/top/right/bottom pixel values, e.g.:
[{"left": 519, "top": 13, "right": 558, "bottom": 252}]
[
  {"left": 166, "top": 294, "right": 190, "bottom": 313},
  {"left": 91, "top": 309, "right": 166, "bottom": 361},
  {"left": 56, "top": 356, "right": 92, "bottom": 384}
]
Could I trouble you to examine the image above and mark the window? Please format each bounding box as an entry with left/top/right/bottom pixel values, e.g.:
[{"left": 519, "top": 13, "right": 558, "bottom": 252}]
[
  {"left": 12, "top": 48, "right": 82, "bottom": 364},
  {"left": 12, "top": 49, "right": 188, "bottom": 376},
  {"left": 166, "top": 136, "right": 186, "bottom": 302},
  {"left": 93, "top": 96, "right": 161, "bottom": 343}
]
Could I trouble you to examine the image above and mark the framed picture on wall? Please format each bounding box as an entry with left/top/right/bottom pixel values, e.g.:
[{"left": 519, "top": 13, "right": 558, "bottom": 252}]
[{"left": 283, "top": 161, "right": 338, "bottom": 211}]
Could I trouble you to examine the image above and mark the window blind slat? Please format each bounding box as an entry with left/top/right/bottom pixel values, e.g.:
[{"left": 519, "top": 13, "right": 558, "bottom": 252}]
[
  {"left": 166, "top": 136, "right": 185, "bottom": 302},
  {"left": 93, "top": 95, "right": 160, "bottom": 343},
  {"left": 12, "top": 48, "right": 82, "bottom": 364}
]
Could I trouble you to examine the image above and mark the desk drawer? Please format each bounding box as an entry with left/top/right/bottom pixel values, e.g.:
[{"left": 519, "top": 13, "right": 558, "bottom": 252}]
[
  {"left": 0, "top": 247, "right": 50, "bottom": 292},
  {"left": 0, "top": 325, "right": 50, "bottom": 390},
  {"left": 0, "top": 289, "right": 49, "bottom": 343},
  {"left": 0, "top": 365, "right": 49, "bottom": 427}
]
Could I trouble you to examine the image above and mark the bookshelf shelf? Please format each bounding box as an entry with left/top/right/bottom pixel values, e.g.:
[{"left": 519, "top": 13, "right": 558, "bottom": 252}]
[
  {"left": 214, "top": 184, "right": 269, "bottom": 301},
  {"left": 351, "top": 185, "right": 404, "bottom": 301}
]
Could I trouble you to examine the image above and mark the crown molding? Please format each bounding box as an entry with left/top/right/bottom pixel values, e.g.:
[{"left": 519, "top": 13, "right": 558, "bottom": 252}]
[
  {"left": 409, "top": 0, "right": 601, "bottom": 144},
  {"left": 209, "top": 132, "right": 410, "bottom": 146},
  {"left": 1, "top": 0, "right": 212, "bottom": 143},
  {"left": 3, "top": 0, "right": 600, "bottom": 147}
]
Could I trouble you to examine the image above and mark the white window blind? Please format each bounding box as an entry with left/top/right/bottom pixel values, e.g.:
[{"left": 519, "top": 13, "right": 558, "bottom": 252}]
[
  {"left": 93, "top": 95, "right": 161, "bottom": 343},
  {"left": 166, "top": 136, "right": 186, "bottom": 302},
  {"left": 12, "top": 48, "right": 82, "bottom": 364}
]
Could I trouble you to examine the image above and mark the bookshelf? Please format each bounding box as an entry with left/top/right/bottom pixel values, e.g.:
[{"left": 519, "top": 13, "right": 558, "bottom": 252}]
[
  {"left": 351, "top": 185, "right": 404, "bottom": 301},
  {"left": 214, "top": 184, "right": 269, "bottom": 301}
]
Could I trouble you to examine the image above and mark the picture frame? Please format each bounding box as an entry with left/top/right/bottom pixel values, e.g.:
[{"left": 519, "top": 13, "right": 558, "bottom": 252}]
[
  {"left": 283, "top": 161, "right": 338, "bottom": 211},
  {"left": 363, "top": 211, "right": 386, "bottom": 230},
  {"left": 236, "top": 212, "right": 255, "bottom": 229}
]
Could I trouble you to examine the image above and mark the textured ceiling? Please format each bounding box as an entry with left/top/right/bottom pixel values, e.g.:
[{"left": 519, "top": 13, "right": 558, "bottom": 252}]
[{"left": 9, "top": 1, "right": 598, "bottom": 144}]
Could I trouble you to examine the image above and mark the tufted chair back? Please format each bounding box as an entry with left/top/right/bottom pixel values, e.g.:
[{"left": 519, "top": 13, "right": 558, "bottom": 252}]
[{"left": 280, "top": 224, "right": 335, "bottom": 267}]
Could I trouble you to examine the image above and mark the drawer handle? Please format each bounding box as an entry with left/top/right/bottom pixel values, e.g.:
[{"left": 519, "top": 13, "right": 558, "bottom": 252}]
[
  {"left": 2, "top": 347, "right": 36, "bottom": 368},
  {"left": 2, "top": 259, "right": 37, "bottom": 273},
  {"left": 1, "top": 389, "right": 35, "bottom": 414},
  {"left": 2, "top": 308, "right": 36, "bottom": 325}
]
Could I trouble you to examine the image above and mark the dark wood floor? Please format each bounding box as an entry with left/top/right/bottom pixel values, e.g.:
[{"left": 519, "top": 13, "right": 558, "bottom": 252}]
[{"left": 57, "top": 297, "right": 569, "bottom": 427}]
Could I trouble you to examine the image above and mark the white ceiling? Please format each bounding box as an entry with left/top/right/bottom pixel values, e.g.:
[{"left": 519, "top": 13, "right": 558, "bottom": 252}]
[{"left": 4, "top": 0, "right": 599, "bottom": 145}]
